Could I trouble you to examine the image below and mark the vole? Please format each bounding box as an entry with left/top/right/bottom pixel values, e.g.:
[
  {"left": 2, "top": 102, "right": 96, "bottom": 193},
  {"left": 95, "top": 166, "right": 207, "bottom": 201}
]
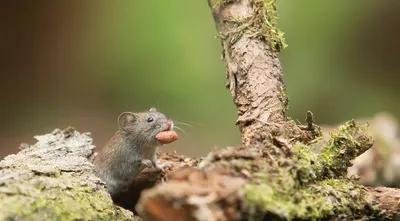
[{"left": 94, "top": 108, "right": 178, "bottom": 198}]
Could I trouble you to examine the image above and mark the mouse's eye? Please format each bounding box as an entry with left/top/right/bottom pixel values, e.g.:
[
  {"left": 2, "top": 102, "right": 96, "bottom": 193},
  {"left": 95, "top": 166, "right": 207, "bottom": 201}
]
[{"left": 147, "top": 117, "right": 154, "bottom": 123}]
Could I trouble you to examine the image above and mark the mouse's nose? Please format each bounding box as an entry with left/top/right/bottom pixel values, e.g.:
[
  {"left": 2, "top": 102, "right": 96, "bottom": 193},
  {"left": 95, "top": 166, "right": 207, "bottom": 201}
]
[{"left": 166, "top": 120, "right": 174, "bottom": 131}]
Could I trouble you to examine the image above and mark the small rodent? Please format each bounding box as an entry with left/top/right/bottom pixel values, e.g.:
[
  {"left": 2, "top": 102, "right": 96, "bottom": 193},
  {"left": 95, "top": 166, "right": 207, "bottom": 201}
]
[{"left": 94, "top": 108, "right": 178, "bottom": 198}]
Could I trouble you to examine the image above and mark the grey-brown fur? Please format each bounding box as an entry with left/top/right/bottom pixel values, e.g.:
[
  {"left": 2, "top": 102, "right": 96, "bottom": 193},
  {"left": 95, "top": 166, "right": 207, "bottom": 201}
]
[{"left": 94, "top": 108, "right": 172, "bottom": 197}]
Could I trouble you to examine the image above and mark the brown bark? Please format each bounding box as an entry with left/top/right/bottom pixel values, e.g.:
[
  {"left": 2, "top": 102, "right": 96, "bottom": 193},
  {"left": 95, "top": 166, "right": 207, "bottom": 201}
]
[
  {"left": 209, "top": 0, "right": 288, "bottom": 146},
  {"left": 0, "top": 127, "right": 137, "bottom": 220},
  {"left": 1, "top": 128, "right": 399, "bottom": 220},
  {"left": 137, "top": 160, "right": 400, "bottom": 221},
  {"left": 135, "top": 1, "right": 400, "bottom": 220},
  {"left": 368, "top": 187, "right": 400, "bottom": 220}
]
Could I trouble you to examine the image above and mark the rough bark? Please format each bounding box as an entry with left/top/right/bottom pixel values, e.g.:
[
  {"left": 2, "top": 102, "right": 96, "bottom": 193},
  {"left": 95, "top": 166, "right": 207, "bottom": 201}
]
[
  {"left": 0, "top": 127, "right": 138, "bottom": 221},
  {"left": 135, "top": 1, "right": 400, "bottom": 220},
  {"left": 209, "top": 0, "right": 288, "bottom": 146},
  {"left": 1, "top": 127, "right": 400, "bottom": 220},
  {"left": 368, "top": 187, "right": 400, "bottom": 220}
]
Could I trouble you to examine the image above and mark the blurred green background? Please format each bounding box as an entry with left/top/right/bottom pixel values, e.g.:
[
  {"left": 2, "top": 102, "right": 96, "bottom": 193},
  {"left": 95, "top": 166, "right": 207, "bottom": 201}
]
[{"left": 1, "top": 1, "right": 399, "bottom": 159}]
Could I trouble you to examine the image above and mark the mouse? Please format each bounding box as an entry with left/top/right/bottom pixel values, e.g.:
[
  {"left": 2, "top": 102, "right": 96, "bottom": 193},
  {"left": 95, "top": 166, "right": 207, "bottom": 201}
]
[{"left": 94, "top": 107, "right": 178, "bottom": 198}]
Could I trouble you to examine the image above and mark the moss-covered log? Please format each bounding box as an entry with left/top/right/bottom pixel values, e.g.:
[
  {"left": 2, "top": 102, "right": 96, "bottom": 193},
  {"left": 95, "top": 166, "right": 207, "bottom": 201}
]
[
  {"left": 0, "top": 126, "right": 398, "bottom": 220},
  {"left": 0, "top": 128, "right": 138, "bottom": 221},
  {"left": 137, "top": 120, "right": 400, "bottom": 220}
]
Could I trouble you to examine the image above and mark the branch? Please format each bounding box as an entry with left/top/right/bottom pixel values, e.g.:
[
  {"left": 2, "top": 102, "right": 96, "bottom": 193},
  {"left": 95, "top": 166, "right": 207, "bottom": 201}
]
[
  {"left": 209, "top": 0, "right": 289, "bottom": 145},
  {"left": 135, "top": 1, "right": 400, "bottom": 220}
]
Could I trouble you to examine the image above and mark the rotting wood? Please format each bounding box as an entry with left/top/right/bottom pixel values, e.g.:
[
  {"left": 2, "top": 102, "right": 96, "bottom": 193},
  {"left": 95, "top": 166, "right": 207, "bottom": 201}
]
[
  {"left": 0, "top": 127, "right": 138, "bottom": 221},
  {"left": 136, "top": 0, "right": 400, "bottom": 220}
]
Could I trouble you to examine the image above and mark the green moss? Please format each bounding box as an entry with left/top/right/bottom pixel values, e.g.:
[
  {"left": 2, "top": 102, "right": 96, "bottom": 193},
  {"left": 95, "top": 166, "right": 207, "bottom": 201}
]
[
  {"left": 241, "top": 120, "right": 378, "bottom": 220},
  {"left": 319, "top": 120, "right": 373, "bottom": 178},
  {"left": 213, "top": 0, "right": 287, "bottom": 51},
  {"left": 293, "top": 142, "right": 320, "bottom": 184},
  {"left": 0, "top": 175, "right": 136, "bottom": 221},
  {"left": 255, "top": 0, "right": 288, "bottom": 51},
  {"left": 244, "top": 177, "right": 374, "bottom": 221},
  {"left": 292, "top": 120, "right": 373, "bottom": 183}
]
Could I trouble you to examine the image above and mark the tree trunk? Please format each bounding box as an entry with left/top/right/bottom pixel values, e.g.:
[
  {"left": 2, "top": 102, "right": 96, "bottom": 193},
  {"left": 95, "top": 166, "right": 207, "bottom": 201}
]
[{"left": 210, "top": 0, "right": 288, "bottom": 146}]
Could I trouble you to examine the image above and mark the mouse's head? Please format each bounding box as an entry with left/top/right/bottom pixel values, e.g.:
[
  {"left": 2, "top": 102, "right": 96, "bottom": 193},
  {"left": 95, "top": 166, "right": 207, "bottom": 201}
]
[{"left": 117, "top": 108, "right": 174, "bottom": 146}]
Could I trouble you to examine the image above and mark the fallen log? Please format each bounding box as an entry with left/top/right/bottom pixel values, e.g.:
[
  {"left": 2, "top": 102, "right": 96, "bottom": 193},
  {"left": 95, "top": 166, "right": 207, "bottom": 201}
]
[{"left": 0, "top": 127, "right": 137, "bottom": 221}]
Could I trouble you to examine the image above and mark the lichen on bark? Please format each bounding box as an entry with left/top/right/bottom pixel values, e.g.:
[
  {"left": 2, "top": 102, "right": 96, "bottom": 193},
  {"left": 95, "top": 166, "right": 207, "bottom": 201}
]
[
  {"left": 212, "top": 0, "right": 287, "bottom": 52},
  {"left": 135, "top": 1, "right": 397, "bottom": 220},
  {"left": 0, "top": 128, "right": 138, "bottom": 221},
  {"left": 241, "top": 121, "right": 378, "bottom": 220},
  {"left": 203, "top": 0, "right": 386, "bottom": 219},
  {"left": 137, "top": 120, "right": 382, "bottom": 220},
  {"left": 209, "top": 0, "right": 296, "bottom": 146}
]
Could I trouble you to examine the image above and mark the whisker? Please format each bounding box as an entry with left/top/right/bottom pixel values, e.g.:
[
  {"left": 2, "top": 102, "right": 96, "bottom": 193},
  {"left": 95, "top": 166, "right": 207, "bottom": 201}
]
[
  {"left": 173, "top": 125, "right": 188, "bottom": 135},
  {"left": 177, "top": 120, "right": 205, "bottom": 128},
  {"left": 175, "top": 121, "right": 194, "bottom": 128}
]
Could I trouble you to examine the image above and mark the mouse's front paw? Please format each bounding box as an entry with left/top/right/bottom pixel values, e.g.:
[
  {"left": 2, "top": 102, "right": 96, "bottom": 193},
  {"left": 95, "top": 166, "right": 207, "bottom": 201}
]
[
  {"left": 141, "top": 159, "right": 154, "bottom": 168},
  {"left": 155, "top": 162, "right": 171, "bottom": 172}
]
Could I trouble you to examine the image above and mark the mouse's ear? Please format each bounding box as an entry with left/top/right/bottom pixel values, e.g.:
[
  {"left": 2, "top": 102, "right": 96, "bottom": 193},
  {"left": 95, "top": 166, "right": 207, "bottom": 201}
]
[
  {"left": 117, "top": 112, "right": 137, "bottom": 132},
  {"left": 149, "top": 107, "right": 157, "bottom": 112}
]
